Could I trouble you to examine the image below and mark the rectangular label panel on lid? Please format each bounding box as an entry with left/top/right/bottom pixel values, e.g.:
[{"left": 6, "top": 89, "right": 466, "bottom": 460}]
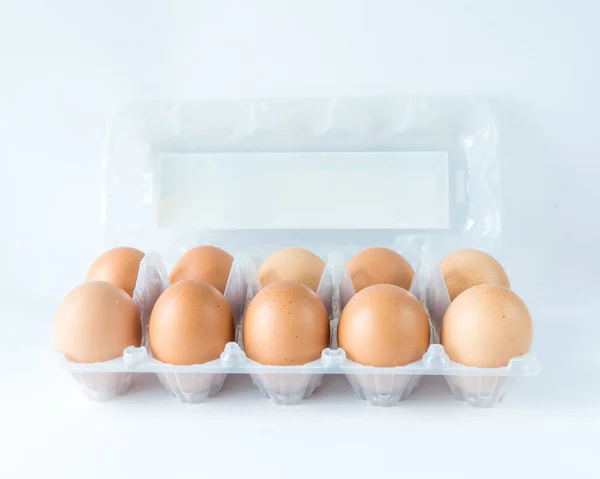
[{"left": 157, "top": 151, "right": 450, "bottom": 231}]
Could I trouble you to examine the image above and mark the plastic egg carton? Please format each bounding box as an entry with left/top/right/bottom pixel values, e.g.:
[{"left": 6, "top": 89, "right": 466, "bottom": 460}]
[
  {"left": 52, "top": 97, "right": 542, "bottom": 407},
  {"left": 54, "top": 251, "right": 541, "bottom": 407}
]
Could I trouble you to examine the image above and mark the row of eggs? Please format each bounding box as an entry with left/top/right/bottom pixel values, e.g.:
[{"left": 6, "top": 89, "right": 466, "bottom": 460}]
[{"left": 54, "top": 246, "right": 533, "bottom": 378}]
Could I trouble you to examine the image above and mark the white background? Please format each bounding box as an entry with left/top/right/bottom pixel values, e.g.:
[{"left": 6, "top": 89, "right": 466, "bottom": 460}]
[{"left": 1, "top": 1, "right": 599, "bottom": 477}]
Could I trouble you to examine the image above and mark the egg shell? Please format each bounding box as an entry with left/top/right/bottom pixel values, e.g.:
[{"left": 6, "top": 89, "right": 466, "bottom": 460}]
[
  {"left": 54, "top": 281, "right": 142, "bottom": 363},
  {"left": 347, "top": 247, "right": 414, "bottom": 292},
  {"left": 258, "top": 248, "right": 325, "bottom": 292},
  {"left": 338, "top": 284, "right": 430, "bottom": 367},
  {"left": 243, "top": 280, "right": 330, "bottom": 366},
  {"left": 440, "top": 249, "right": 510, "bottom": 301},
  {"left": 149, "top": 280, "right": 234, "bottom": 365},
  {"left": 441, "top": 284, "right": 533, "bottom": 368},
  {"left": 169, "top": 246, "right": 234, "bottom": 294},
  {"left": 85, "top": 247, "right": 145, "bottom": 297}
]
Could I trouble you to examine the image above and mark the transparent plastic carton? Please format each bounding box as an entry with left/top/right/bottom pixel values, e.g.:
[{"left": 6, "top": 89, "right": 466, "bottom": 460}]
[{"left": 53, "top": 97, "right": 542, "bottom": 407}]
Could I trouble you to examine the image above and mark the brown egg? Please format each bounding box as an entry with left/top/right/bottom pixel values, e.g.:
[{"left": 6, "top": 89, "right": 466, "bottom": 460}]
[
  {"left": 243, "top": 281, "right": 330, "bottom": 365},
  {"left": 440, "top": 249, "right": 510, "bottom": 301},
  {"left": 338, "top": 284, "right": 430, "bottom": 367},
  {"left": 149, "top": 280, "right": 234, "bottom": 365},
  {"left": 441, "top": 284, "right": 533, "bottom": 368},
  {"left": 258, "top": 248, "right": 325, "bottom": 292},
  {"left": 347, "top": 247, "right": 414, "bottom": 292},
  {"left": 85, "top": 247, "right": 145, "bottom": 297},
  {"left": 54, "top": 281, "right": 142, "bottom": 363},
  {"left": 169, "top": 246, "right": 233, "bottom": 294}
]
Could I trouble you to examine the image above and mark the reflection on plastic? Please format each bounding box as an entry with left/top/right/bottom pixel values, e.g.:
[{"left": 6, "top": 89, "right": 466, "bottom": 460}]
[
  {"left": 445, "top": 376, "right": 514, "bottom": 408},
  {"left": 158, "top": 373, "right": 228, "bottom": 404},
  {"left": 347, "top": 374, "right": 420, "bottom": 407},
  {"left": 132, "top": 252, "right": 169, "bottom": 350},
  {"left": 71, "top": 372, "right": 133, "bottom": 401},
  {"left": 250, "top": 373, "right": 323, "bottom": 405}
]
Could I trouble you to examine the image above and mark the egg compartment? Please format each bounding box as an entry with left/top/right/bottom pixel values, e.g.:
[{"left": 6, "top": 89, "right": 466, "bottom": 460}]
[
  {"left": 430, "top": 346, "right": 540, "bottom": 408},
  {"left": 67, "top": 368, "right": 134, "bottom": 402},
  {"left": 237, "top": 252, "right": 341, "bottom": 405},
  {"left": 333, "top": 257, "right": 433, "bottom": 406},
  {"left": 422, "top": 258, "right": 542, "bottom": 408},
  {"left": 248, "top": 372, "right": 324, "bottom": 406},
  {"left": 335, "top": 343, "right": 540, "bottom": 408},
  {"left": 139, "top": 251, "right": 253, "bottom": 404},
  {"left": 345, "top": 373, "right": 421, "bottom": 407},
  {"left": 54, "top": 252, "right": 168, "bottom": 401}
]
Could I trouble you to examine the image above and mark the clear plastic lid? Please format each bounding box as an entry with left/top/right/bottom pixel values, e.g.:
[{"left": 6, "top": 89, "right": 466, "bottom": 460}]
[{"left": 103, "top": 98, "right": 499, "bottom": 258}]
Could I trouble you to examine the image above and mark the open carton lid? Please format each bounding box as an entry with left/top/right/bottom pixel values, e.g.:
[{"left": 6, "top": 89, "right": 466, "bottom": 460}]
[{"left": 103, "top": 97, "right": 500, "bottom": 260}]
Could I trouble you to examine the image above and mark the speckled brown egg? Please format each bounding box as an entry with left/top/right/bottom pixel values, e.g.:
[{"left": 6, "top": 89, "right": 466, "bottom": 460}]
[
  {"left": 54, "top": 281, "right": 142, "bottom": 363},
  {"left": 243, "top": 280, "right": 330, "bottom": 365},
  {"left": 347, "top": 247, "right": 414, "bottom": 292},
  {"left": 338, "top": 284, "right": 430, "bottom": 367},
  {"left": 149, "top": 280, "right": 234, "bottom": 365},
  {"left": 441, "top": 284, "right": 533, "bottom": 368},
  {"left": 258, "top": 248, "right": 325, "bottom": 292},
  {"left": 440, "top": 249, "right": 510, "bottom": 301},
  {"left": 85, "top": 247, "right": 145, "bottom": 297},
  {"left": 169, "top": 246, "right": 234, "bottom": 294}
]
